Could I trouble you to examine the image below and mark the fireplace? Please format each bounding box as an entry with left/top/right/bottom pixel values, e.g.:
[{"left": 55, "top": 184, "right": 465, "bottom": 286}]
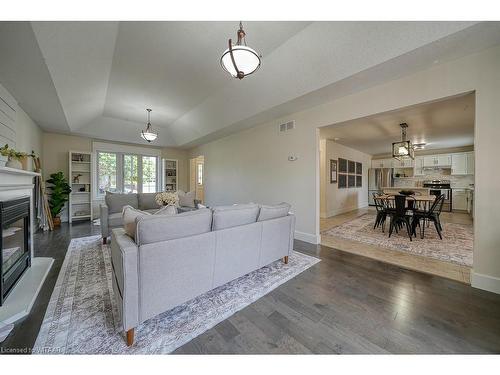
[{"left": 1, "top": 197, "right": 31, "bottom": 306}]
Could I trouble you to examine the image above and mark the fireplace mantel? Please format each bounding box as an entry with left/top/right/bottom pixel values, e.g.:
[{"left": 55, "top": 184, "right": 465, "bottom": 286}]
[{"left": 0, "top": 166, "right": 53, "bottom": 328}]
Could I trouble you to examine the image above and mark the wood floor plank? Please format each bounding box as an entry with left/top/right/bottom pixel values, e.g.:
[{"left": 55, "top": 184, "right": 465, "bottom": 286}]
[{"left": 2, "top": 222, "right": 500, "bottom": 354}]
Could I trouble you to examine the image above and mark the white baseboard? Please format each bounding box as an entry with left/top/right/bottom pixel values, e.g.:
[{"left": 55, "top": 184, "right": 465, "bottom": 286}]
[
  {"left": 294, "top": 230, "right": 319, "bottom": 244},
  {"left": 471, "top": 271, "right": 500, "bottom": 295}
]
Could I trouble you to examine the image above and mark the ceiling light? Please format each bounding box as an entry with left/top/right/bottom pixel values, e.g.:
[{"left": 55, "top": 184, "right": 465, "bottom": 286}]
[
  {"left": 392, "top": 123, "right": 414, "bottom": 160},
  {"left": 413, "top": 143, "right": 426, "bottom": 150},
  {"left": 140, "top": 108, "right": 158, "bottom": 143},
  {"left": 220, "top": 22, "right": 262, "bottom": 79}
]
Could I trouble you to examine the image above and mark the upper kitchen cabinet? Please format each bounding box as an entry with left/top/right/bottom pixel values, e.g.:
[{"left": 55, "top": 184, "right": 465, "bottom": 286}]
[
  {"left": 451, "top": 152, "right": 474, "bottom": 175},
  {"left": 393, "top": 158, "right": 414, "bottom": 168},
  {"left": 414, "top": 156, "right": 424, "bottom": 175},
  {"left": 423, "top": 154, "right": 452, "bottom": 168},
  {"left": 371, "top": 158, "right": 394, "bottom": 168}
]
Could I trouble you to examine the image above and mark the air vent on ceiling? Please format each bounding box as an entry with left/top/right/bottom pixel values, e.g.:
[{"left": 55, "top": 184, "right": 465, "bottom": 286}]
[{"left": 278, "top": 120, "right": 295, "bottom": 134}]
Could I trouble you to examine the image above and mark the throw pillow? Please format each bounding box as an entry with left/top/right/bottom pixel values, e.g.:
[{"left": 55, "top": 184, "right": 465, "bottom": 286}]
[
  {"left": 258, "top": 202, "right": 291, "bottom": 221},
  {"left": 122, "top": 205, "right": 151, "bottom": 239},
  {"left": 154, "top": 205, "right": 177, "bottom": 216},
  {"left": 178, "top": 190, "right": 196, "bottom": 208}
]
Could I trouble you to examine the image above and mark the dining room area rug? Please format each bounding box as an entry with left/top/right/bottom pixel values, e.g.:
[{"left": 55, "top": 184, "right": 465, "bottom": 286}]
[
  {"left": 321, "top": 213, "right": 473, "bottom": 267},
  {"left": 32, "top": 235, "right": 320, "bottom": 354}
]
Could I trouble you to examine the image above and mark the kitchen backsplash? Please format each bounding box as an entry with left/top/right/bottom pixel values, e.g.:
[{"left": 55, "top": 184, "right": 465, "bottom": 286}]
[{"left": 394, "top": 169, "right": 474, "bottom": 189}]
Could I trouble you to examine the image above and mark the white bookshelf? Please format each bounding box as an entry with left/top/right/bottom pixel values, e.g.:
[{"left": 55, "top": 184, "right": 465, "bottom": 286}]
[
  {"left": 163, "top": 159, "right": 178, "bottom": 192},
  {"left": 69, "top": 151, "right": 93, "bottom": 223}
]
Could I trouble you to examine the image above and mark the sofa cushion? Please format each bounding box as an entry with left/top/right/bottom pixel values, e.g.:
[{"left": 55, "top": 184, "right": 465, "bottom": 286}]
[
  {"left": 135, "top": 208, "right": 213, "bottom": 245},
  {"left": 154, "top": 205, "right": 177, "bottom": 215},
  {"left": 122, "top": 205, "right": 151, "bottom": 239},
  {"left": 212, "top": 203, "right": 259, "bottom": 230},
  {"left": 108, "top": 212, "right": 124, "bottom": 227},
  {"left": 105, "top": 192, "right": 138, "bottom": 214},
  {"left": 138, "top": 193, "right": 160, "bottom": 210},
  {"left": 177, "top": 190, "right": 196, "bottom": 208},
  {"left": 258, "top": 202, "right": 291, "bottom": 221}
]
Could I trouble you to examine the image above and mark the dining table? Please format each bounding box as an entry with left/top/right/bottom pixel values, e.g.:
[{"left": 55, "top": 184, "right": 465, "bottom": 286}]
[{"left": 379, "top": 194, "right": 437, "bottom": 210}]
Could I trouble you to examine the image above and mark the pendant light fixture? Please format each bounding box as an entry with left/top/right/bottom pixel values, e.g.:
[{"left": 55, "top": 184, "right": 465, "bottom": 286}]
[
  {"left": 220, "top": 22, "right": 262, "bottom": 79},
  {"left": 140, "top": 108, "right": 158, "bottom": 143},
  {"left": 392, "top": 123, "right": 414, "bottom": 160}
]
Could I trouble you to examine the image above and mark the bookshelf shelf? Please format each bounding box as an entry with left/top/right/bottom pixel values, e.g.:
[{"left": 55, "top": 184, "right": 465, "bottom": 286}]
[{"left": 69, "top": 151, "right": 93, "bottom": 223}]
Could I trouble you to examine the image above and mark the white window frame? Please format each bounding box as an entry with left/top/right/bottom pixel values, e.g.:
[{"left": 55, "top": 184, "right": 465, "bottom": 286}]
[{"left": 93, "top": 141, "right": 161, "bottom": 200}]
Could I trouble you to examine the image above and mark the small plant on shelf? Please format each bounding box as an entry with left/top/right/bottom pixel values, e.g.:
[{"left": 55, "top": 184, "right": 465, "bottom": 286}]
[
  {"left": 0, "top": 144, "right": 36, "bottom": 170},
  {"left": 46, "top": 172, "right": 72, "bottom": 227}
]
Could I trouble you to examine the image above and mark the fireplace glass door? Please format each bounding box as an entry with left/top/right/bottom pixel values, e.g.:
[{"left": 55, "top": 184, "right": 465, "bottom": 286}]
[{"left": 1, "top": 197, "right": 31, "bottom": 305}]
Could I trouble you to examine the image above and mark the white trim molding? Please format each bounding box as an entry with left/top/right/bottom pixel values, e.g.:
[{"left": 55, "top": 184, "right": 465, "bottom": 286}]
[
  {"left": 471, "top": 271, "right": 500, "bottom": 295},
  {"left": 294, "top": 230, "right": 320, "bottom": 244}
]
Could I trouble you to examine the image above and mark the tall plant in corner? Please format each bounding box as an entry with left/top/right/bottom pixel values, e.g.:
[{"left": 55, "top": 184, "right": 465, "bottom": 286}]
[{"left": 46, "top": 172, "right": 71, "bottom": 227}]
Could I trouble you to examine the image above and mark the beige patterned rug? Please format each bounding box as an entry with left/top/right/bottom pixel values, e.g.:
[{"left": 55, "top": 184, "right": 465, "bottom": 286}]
[
  {"left": 321, "top": 213, "right": 473, "bottom": 267},
  {"left": 33, "top": 235, "right": 319, "bottom": 354}
]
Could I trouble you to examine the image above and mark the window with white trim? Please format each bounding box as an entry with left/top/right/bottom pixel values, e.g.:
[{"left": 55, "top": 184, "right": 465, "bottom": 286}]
[{"left": 96, "top": 151, "right": 159, "bottom": 198}]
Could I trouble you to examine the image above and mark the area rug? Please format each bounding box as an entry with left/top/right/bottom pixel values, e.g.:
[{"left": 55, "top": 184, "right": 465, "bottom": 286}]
[
  {"left": 33, "top": 235, "right": 319, "bottom": 354},
  {"left": 322, "top": 213, "right": 473, "bottom": 266}
]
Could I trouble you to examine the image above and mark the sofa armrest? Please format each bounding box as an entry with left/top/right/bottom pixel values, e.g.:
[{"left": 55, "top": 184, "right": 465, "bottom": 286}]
[
  {"left": 111, "top": 228, "right": 139, "bottom": 331},
  {"left": 100, "top": 204, "right": 110, "bottom": 239}
]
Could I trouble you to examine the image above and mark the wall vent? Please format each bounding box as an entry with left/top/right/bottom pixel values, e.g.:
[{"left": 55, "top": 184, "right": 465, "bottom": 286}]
[{"left": 278, "top": 120, "right": 295, "bottom": 134}]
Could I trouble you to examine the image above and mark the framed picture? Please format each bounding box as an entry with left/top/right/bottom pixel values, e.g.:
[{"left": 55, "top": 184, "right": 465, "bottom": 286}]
[
  {"left": 338, "top": 174, "right": 347, "bottom": 188},
  {"left": 356, "top": 175, "right": 362, "bottom": 187},
  {"left": 330, "top": 159, "right": 337, "bottom": 183},
  {"left": 348, "top": 174, "right": 356, "bottom": 187},
  {"left": 348, "top": 160, "right": 356, "bottom": 174},
  {"left": 356, "top": 162, "right": 362, "bottom": 175},
  {"left": 338, "top": 158, "right": 348, "bottom": 173}
]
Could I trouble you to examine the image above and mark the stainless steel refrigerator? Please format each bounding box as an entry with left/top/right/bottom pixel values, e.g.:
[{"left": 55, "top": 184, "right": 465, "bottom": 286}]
[{"left": 368, "top": 168, "right": 394, "bottom": 205}]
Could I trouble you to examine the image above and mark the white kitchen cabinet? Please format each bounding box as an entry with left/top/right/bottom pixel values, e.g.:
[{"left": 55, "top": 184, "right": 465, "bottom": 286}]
[
  {"left": 466, "top": 189, "right": 474, "bottom": 218},
  {"left": 451, "top": 152, "right": 474, "bottom": 175},
  {"left": 452, "top": 189, "right": 467, "bottom": 211},
  {"left": 414, "top": 156, "right": 424, "bottom": 175},
  {"left": 423, "top": 155, "right": 436, "bottom": 167},
  {"left": 437, "top": 154, "right": 452, "bottom": 166},
  {"left": 393, "top": 158, "right": 413, "bottom": 168},
  {"left": 466, "top": 152, "right": 474, "bottom": 174},
  {"left": 371, "top": 158, "right": 393, "bottom": 168},
  {"left": 423, "top": 154, "right": 451, "bottom": 167}
]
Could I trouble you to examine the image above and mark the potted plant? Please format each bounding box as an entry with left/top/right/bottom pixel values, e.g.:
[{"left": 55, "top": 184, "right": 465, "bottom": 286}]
[
  {"left": 46, "top": 172, "right": 72, "bottom": 227},
  {"left": 0, "top": 144, "right": 36, "bottom": 170}
]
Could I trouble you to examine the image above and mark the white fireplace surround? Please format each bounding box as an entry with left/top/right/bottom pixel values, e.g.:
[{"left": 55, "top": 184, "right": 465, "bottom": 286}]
[{"left": 0, "top": 166, "right": 53, "bottom": 331}]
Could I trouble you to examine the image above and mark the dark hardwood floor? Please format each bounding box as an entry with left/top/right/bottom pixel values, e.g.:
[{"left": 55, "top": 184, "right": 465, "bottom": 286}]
[{"left": 2, "top": 221, "right": 500, "bottom": 354}]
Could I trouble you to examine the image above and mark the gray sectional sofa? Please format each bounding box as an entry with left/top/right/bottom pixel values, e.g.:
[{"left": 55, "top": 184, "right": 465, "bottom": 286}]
[
  {"left": 100, "top": 192, "right": 200, "bottom": 243},
  {"left": 109, "top": 203, "right": 295, "bottom": 346}
]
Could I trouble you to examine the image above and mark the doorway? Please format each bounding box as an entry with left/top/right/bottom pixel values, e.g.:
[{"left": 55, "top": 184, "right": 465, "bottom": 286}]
[
  {"left": 318, "top": 92, "right": 475, "bottom": 284},
  {"left": 190, "top": 155, "right": 205, "bottom": 203}
]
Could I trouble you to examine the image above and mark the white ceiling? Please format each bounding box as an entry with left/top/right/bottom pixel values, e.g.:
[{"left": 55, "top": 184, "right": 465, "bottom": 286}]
[
  {"left": 0, "top": 21, "right": 499, "bottom": 148},
  {"left": 319, "top": 92, "right": 475, "bottom": 156}
]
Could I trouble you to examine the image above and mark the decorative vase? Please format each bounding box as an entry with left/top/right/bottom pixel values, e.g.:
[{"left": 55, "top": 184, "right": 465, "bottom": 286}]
[
  {"left": 20, "top": 155, "right": 29, "bottom": 170},
  {"left": 53, "top": 216, "right": 61, "bottom": 228},
  {"left": 5, "top": 157, "right": 22, "bottom": 170}
]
